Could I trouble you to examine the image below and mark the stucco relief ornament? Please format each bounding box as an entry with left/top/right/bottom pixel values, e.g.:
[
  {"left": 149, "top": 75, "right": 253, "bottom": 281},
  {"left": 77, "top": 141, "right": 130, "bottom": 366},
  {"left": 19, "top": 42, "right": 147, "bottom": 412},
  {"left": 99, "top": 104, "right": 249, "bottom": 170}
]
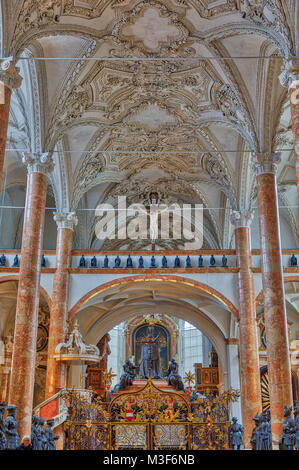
[
  {"left": 112, "top": 1, "right": 193, "bottom": 57},
  {"left": 22, "top": 152, "right": 55, "bottom": 175}
]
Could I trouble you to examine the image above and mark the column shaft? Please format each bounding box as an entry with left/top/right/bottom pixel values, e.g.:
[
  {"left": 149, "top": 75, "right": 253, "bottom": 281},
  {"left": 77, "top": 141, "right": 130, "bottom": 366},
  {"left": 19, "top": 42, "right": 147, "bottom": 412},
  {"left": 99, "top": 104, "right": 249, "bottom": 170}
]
[
  {"left": 0, "top": 85, "right": 12, "bottom": 190},
  {"left": 256, "top": 168, "right": 293, "bottom": 448},
  {"left": 288, "top": 69, "right": 299, "bottom": 202},
  {"left": 235, "top": 225, "right": 262, "bottom": 448},
  {"left": 8, "top": 152, "right": 53, "bottom": 440},
  {"left": 45, "top": 226, "right": 73, "bottom": 398}
]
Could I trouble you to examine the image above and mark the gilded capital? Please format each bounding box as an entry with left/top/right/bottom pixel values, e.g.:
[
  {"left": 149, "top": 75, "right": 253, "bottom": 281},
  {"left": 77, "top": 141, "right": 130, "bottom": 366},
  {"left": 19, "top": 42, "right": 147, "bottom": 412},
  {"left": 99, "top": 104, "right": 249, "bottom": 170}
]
[
  {"left": 251, "top": 152, "right": 281, "bottom": 176},
  {"left": 22, "top": 152, "right": 54, "bottom": 175},
  {"left": 54, "top": 211, "right": 78, "bottom": 231},
  {"left": 230, "top": 209, "right": 254, "bottom": 229},
  {"left": 0, "top": 57, "right": 22, "bottom": 89}
]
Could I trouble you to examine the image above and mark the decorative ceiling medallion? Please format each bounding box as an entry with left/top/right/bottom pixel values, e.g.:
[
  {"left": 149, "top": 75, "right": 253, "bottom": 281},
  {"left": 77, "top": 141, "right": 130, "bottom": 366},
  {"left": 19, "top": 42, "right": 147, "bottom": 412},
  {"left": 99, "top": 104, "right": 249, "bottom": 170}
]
[
  {"left": 126, "top": 103, "right": 177, "bottom": 130},
  {"left": 112, "top": 1, "right": 191, "bottom": 56}
]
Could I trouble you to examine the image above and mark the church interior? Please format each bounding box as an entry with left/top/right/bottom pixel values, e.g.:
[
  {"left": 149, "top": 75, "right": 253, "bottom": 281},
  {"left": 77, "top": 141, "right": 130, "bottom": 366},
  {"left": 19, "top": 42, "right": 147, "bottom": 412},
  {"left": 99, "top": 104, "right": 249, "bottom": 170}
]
[{"left": 0, "top": 0, "right": 299, "bottom": 451}]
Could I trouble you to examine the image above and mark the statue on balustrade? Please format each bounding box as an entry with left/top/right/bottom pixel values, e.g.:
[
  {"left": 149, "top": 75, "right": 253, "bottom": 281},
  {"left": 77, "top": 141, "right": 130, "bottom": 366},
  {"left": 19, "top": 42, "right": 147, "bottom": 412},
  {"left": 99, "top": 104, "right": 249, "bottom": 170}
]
[
  {"left": 91, "top": 256, "right": 97, "bottom": 267},
  {"left": 291, "top": 254, "right": 297, "bottom": 267},
  {"left": 119, "top": 360, "right": 137, "bottom": 390},
  {"left": 12, "top": 255, "right": 19, "bottom": 267},
  {"left": 230, "top": 417, "right": 244, "bottom": 450},
  {"left": 150, "top": 256, "right": 156, "bottom": 268},
  {"left": 294, "top": 402, "right": 299, "bottom": 450},
  {"left": 39, "top": 416, "right": 48, "bottom": 450},
  {"left": 165, "top": 358, "right": 184, "bottom": 391},
  {"left": 104, "top": 255, "right": 109, "bottom": 268},
  {"left": 0, "top": 254, "right": 6, "bottom": 267},
  {"left": 174, "top": 256, "right": 180, "bottom": 268},
  {"left": 79, "top": 255, "right": 86, "bottom": 268},
  {"left": 222, "top": 255, "right": 228, "bottom": 267},
  {"left": 186, "top": 256, "right": 191, "bottom": 268},
  {"left": 45, "top": 419, "right": 59, "bottom": 450},
  {"left": 139, "top": 335, "right": 162, "bottom": 379},
  {"left": 138, "top": 256, "right": 144, "bottom": 268},
  {"left": 0, "top": 402, "right": 7, "bottom": 450},
  {"left": 41, "top": 254, "right": 46, "bottom": 267},
  {"left": 114, "top": 256, "right": 121, "bottom": 268},
  {"left": 126, "top": 254, "right": 133, "bottom": 268},
  {"left": 162, "top": 256, "right": 167, "bottom": 268},
  {"left": 198, "top": 255, "right": 203, "bottom": 267},
  {"left": 281, "top": 406, "right": 296, "bottom": 450},
  {"left": 5, "top": 405, "right": 19, "bottom": 449},
  {"left": 209, "top": 255, "right": 216, "bottom": 267}
]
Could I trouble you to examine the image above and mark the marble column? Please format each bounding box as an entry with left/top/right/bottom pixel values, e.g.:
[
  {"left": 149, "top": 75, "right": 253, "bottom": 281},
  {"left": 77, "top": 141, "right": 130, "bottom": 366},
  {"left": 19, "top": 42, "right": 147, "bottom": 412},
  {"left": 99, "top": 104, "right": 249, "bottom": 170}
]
[
  {"left": 45, "top": 211, "right": 77, "bottom": 399},
  {"left": 252, "top": 152, "right": 293, "bottom": 448},
  {"left": 226, "top": 339, "right": 242, "bottom": 423},
  {"left": 0, "top": 333, "right": 13, "bottom": 402},
  {"left": 8, "top": 153, "right": 54, "bottom": 440},
  {"left": 231, "top": 210, "right": 262, "bottom": 448},
  {"left": 0, "top": 58, "right": 22, "bottom": 190}
]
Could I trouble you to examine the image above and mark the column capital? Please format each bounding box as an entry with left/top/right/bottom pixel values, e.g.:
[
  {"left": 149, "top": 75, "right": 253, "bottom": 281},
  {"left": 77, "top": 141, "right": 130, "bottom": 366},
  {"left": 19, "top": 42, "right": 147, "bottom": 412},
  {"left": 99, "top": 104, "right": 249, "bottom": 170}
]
[
  {"left": 230, "top": 209, "right": 254, "bottom": 229},
  {"left": 279, "top": 57, "right": 299, "bottom": 87},
  {"left": 0, "top": 57, "right": 22, "bottom": 89},
  {"left": 251, "top": 152, "right": 281, "bottom": 175},
  {"left": 54, "top": 211, "right": 78, "bottom": 231},
  {"left": 22, "top": 152, "right": 54, "bottom": 175}
]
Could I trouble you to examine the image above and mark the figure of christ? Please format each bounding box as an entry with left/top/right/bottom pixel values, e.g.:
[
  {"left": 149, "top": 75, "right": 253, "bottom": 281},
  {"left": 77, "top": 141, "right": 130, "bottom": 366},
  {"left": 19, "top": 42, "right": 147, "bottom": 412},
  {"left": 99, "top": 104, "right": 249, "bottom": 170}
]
[{"left": 139, "top": 338, "right": 162, "bottom": 380}]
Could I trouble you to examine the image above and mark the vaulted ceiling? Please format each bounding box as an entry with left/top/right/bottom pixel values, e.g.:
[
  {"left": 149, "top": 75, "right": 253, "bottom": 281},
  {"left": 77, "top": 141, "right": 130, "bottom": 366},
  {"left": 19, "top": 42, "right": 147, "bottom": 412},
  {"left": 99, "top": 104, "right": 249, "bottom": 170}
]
[{"left": 1, "top": 0, "right": 298, "bottom": 250}]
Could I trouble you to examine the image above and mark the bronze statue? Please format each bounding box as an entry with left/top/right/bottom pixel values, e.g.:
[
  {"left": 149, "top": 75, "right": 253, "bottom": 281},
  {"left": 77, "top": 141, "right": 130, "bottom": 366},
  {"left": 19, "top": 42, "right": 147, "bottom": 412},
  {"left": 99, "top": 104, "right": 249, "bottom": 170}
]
[
  {"left": 281, "top": 406, "right": 296, "bottom": 450},
  {"left": 126, "top": 255, "right": 133, "bottom": 268},
  {"left": 186, "top": 256, "right": 191, "bottom": 268},
  {"left": 5, "top": 405, "right": 19, "bottom": 449},
  {"left": 138, "top": 256, "right": 144, "bottom": 268},
  {"left": 103, "top": 255, "right": 109, "bottom": 268},
  {"left": 114, "top": 256, "right": 121, "bottom": 268},
  {"left": 294, "top": 403, "right": 299, "bottom": 450},
  {"left": 38, "top": 416, "right": 48, "bottom": 450},
  {"left": 45, "top": 419, "right": 59, "bottom": 450},
  {"left": 250, "top": 414, "right": 260, "bottom": 450},
  {"left": 0, "top": 402, "right": 7, "bottom": 450},
  {"left": 230, "top": 417, "right": 244, "bottom": 450},
  {"left": 119, "top": 360, "right": 137, "bottom": 390},
  {"left": 209, "top": 255, "right": 216, "bottom": 267},
  {"left": 165, "top": 358, "right": 184, "bottom": 391},
  {"left": 91, "top": 256, "right": 97, "bottom": 267},
  {"left": 139, "top": 335, "right": 162, "bottom": 379}
]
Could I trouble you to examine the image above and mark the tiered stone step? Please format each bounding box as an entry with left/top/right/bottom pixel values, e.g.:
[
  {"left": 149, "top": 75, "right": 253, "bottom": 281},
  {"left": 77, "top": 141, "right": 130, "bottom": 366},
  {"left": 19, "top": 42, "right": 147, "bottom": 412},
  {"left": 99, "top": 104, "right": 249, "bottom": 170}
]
[{"left": 111, "top": 379, "right": 190, "bottom": 401}]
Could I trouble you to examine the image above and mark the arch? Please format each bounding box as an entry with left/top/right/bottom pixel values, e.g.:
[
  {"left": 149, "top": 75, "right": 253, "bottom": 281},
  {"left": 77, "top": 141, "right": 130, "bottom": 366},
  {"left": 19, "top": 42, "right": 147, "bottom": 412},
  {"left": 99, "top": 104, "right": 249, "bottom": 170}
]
[
  {"left": 68, "top": 274, "right": 239, "bottom": 321},
  {"left": 255, "top": 276, "right": 299, "bottom": 307},
  {"left": 0, "top": 275, "right": 52, "bottom": 308}
]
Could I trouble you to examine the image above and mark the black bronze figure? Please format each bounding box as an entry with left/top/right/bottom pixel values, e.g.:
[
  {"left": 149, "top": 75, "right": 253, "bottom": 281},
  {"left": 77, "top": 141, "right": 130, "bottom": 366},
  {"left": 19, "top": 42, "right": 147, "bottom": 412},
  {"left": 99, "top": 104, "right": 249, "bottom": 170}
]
[
  {"left": 291, "top": 254, "right": 297, "bottom": 267},
  {"left": 209, "top": 255, "right": 216, "bottom": 267},
  {"left": 114, "top": 256, "right": 121, "bottom": 268},
  {"left": 150, "top": 256, "right": 156, "bottom": 268},
  {"left": 186, "top": 256, "right": 191, "bottom": 268},
  {"left": 12, "top": 255, "right": 19, "bottom": 267},
  {"left": 281, "top": 406, "right": 296, "bottom": 450},
  {"left": 138, "top": 256, "right": 144, "bottom": 268},
  {"left": 119, "top": 360, "right": 137, "bottom": 390},
  {"left": 5, "top": 405, "right": 19, "bottom": 449},
  {"left": 91, "top": 256, "right": 97, "bottom": 267},
  {"left": 126, "top": 255, "right": 133, "bottom": 268},
  {"left": 103, "top": 255, "right": 109, "bottom": 268},
  {"left": 41, "top": 254, "right": 46, "bottom": 267},
  {"left": 165, "top": 358, "right": 184, "bottom": 391},
  {"left": 0, "top": 254, "right": 6, "bottom": 267},
  {"left": 0, "top": 402, "right": 7, "bottom": 450},
  {"left": 221, "top": 255, "right": 228, "bottom": 267},
  {"left": 45, "top": 419, "right": 59, "bottom": 450},
  {"left": 174, "top": 256, "right": 180, "bottom": 268},
  {"left": 230, "top": 417, "right": 244, "bottom": 450},
  {"left": 79, "top": 255, "right": 86, "bottom": 268},
  {"left": 198, "top": 255, "right": 203, "bottom": 267},
  {"left": 162, "top": 256, "right": 167, "bottom": 268}
]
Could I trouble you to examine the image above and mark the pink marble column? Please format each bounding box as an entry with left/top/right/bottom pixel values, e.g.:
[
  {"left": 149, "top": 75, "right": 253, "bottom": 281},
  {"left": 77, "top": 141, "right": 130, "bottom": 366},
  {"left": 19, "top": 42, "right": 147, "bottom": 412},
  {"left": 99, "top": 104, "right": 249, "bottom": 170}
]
[
  {"left": 8, "top": 153, "right": 54, "bottom": 440},
  {"left": 252, "top": 152, "right": 293, "bottom": 449},
  {"left": 231, "top": 210, "right": 262, "bottom": 449},
  {"left": 0, "top": 59, "right": 22, "bottom": 191},
  {"left": 45, "top": 211, "right": 77, "bottom": 399},
  {"left": 0, "top": 333, "right": 13, "bottom": 402}
]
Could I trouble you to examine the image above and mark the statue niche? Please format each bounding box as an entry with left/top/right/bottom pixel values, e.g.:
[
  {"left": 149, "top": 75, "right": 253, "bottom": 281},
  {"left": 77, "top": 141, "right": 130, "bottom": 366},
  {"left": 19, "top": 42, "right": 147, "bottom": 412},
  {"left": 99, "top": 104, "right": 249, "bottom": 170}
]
[
  {"left": 133, "top": 323, "right": 169, "bottom": 378},
  {"left": 138, "top": 327, "right": 163, "bottom": 379}
]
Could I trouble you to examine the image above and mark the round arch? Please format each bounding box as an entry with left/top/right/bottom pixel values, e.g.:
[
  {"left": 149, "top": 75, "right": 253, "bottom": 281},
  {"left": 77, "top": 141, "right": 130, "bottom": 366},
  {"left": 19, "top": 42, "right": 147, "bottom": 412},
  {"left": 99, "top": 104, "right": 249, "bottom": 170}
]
[{"left": 68, "top": 274, "right": 239, "bottom": 321}]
